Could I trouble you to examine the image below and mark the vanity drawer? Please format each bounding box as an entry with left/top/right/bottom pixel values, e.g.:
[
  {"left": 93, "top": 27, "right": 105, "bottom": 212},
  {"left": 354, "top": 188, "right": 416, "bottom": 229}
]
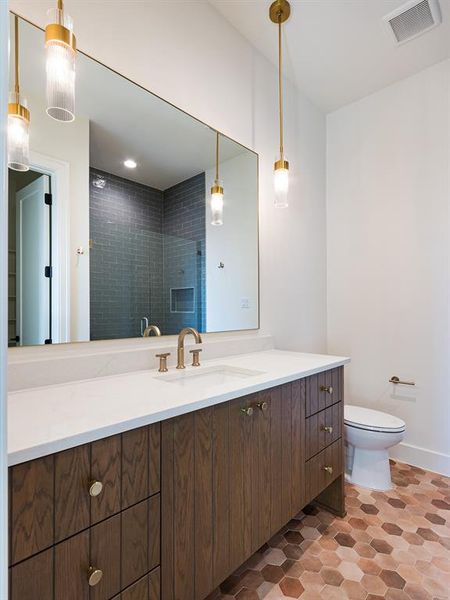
[
  {"left": 115, "top": 567, "right": 160, "bottom": 600},
  {"left": 305, "top": 402, "right": 342, "bottom": 460},
  {"left": 9, "top": 423, "right": 161, "bottom": 565},
  {"left": 305, "top": 367, "right": 343, "bottom": 417},
  {"left": 305, "top": 438, "right": 343, "bottom": 504}
]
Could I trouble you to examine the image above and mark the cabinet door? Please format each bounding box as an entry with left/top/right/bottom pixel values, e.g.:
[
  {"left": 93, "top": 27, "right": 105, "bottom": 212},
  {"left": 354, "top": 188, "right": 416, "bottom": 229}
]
[
  {"left": 121, "top": 499, "right": 150, "bottom": 589},
  {"left": 90, "top": 514, "right": 121, "bottom": 600},
  {"left": 90, "top": 435, "right": 121, "bottom": 524},
  {"left": 10, "top": 548, "right": 53, "bottom": 600},
  {"left": 55, "top": 529, "right": 90, "bottom": 600}
]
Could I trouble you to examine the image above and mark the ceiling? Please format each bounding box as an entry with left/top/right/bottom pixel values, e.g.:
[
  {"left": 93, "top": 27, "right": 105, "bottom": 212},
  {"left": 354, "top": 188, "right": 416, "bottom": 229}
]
[
  {"left": 210, "top": 0, "right": 450, "bottom": 112},
  {"left": 14, "top": 15, "right": 249, "bottom": 190}
]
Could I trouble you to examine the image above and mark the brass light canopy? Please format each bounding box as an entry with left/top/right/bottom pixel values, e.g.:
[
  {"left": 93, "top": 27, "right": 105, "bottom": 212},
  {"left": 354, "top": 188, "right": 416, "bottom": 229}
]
[
  {"left": 210, "top": 131, "right": 224, "bottom": 226},
  {"left": 45, "top": 0, "right": 77, "bottom": 122},
  {"left": 8, "top": 15, "right": 30, "bottom": 172},
  {"left": 270, "top": 0, "right": 291, "bottom": 208}
]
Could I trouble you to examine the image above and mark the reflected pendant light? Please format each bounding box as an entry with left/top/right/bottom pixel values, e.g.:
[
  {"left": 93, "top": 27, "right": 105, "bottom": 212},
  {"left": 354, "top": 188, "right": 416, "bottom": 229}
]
[
  {"left": 210, "top": 131, "right": 224, "bottom": 226},
  {"left": 8, "top": 15, "right": 30, "bottom": 172},
  {"left": 45, "top": 0, "right": 76, "bottom": 122},
  {"left": 270, "top": 0, "right": 291, "bottom": 208}
]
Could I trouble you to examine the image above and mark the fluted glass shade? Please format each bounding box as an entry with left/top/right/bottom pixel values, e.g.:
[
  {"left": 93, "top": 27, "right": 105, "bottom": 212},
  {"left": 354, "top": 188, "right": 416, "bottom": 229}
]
[
  {"left": 8, "top": 94, "right": 30, "bottom": 172},
  {"left": 210, "top": 181, "right": 224, "bottom": 226},
  {"left": 274, "top": 163, "right": 289, "bottom": 208},
  {"left": 46, "top": 9, "right": 76, "bottom": 122}
]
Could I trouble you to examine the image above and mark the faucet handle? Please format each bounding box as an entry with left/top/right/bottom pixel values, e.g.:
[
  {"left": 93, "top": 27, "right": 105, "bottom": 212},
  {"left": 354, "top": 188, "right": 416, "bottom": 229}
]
[
  {"left": 156, "top": 353, "right": 170, "bottom": 373},
  {"left": 189, "top": 348, "right": 202, "bottom": 367}
]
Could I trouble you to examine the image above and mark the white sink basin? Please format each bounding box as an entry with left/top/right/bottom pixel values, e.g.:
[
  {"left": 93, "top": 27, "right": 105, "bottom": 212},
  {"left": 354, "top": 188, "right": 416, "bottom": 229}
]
[{"left": 156, "top": 365, "right": 265, "bottom": 387}]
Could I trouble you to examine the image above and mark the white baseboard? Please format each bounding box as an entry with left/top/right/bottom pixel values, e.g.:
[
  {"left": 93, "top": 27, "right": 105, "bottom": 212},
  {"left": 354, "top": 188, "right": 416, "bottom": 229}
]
[{"left": 390, "top": 442, "right": 450, "bottom": 477}]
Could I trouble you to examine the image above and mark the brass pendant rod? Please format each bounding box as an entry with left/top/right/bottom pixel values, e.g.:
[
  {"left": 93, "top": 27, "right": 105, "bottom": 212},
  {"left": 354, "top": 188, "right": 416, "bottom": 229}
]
[
  {"left": 57, "top": 0, "right": 63, "bottom": 25},
  {"left": 14, "top": 15, "right": 19, "bottom": 95},
  {"left": 215, "top": 131, "right": 220, "bottom": 182},
  {"left": 278, "top": 16, "right": 284, "bottom": 160}
]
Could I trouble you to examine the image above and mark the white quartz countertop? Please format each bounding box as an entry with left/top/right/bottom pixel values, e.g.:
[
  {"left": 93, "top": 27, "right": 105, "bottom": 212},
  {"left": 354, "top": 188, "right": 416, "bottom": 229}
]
[{"left": 8, "top": 349, "right": 350, "bottom": 466}]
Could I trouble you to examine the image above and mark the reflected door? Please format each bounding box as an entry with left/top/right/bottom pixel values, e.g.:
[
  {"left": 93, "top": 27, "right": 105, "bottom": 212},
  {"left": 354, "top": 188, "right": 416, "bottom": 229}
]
[{"left": 16, "top": 174, "right": 51, "bottom": 345}]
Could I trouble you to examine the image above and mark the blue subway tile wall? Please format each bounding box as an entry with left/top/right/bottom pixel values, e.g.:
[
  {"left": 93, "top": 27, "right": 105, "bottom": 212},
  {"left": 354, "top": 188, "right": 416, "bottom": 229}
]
[{"left": 89, "top": 169, "right": 205, "bottom": 340}]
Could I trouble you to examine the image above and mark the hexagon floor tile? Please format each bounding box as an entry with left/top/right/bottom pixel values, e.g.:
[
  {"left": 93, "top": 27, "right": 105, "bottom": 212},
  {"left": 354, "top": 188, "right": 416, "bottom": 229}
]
[{"left": 207, "top": 461, "right": 450, "bottom": 600}]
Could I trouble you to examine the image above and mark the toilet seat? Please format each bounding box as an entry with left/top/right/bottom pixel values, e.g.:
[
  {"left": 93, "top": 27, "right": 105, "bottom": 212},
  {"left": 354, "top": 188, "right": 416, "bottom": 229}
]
[{"left": 344, "top": 405, "right": 405, "bottom": 433}]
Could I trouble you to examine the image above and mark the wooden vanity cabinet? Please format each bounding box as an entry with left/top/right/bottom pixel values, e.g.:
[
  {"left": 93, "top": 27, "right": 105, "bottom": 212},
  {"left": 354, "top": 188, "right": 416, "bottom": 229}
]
[{"left": 8, "top": 366, "right": 345, "bottom": 600}]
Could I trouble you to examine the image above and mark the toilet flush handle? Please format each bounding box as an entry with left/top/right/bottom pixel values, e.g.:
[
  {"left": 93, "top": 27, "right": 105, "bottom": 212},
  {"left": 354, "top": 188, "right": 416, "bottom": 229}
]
[{"left": 389, "top": 376, "right": 415, "bottom": 386}]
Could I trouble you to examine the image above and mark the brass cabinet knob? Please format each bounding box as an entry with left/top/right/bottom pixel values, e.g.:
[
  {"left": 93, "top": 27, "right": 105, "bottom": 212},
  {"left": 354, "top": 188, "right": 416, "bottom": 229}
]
[
  {"left": 87, "top": 566, "right": 103, "bottom": 587},
  {"left": 323, "top": 465, "right": 333, "bottom": 475},
  {"left": 88, "top": 480, "right": 103, "bottom": 497},
  {"left": 321, "top": 425, "right": 333, "bottom": 434},
  {"left": 257, "top": 401, "right": 268, "bottom": 412},
  {"left": 189, "top": 348, "right": 202, "bottom": 367},
  {"left": 156, "top": 353, "right": 170, "bottom": 373},
  {"left": 320, "top": 385, "right": 333, "bottom": 394},
  {"left": 241, "top": 406, "right": 254, "bottom": 417}
]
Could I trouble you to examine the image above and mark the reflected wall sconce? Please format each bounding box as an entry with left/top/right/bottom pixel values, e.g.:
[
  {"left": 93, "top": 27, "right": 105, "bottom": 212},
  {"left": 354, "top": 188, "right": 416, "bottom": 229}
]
[
  {"left": 45, "top": 0, "right": 76, "bottom": 122},
  {"left": 270, "top": 0, "right": 291, "bottom": 208},
  {"left": 8, "top": 15, "right": 30, "bottom": 172},
  {"left": 210, "top": 131, "right": 224, "bottom": 226}
]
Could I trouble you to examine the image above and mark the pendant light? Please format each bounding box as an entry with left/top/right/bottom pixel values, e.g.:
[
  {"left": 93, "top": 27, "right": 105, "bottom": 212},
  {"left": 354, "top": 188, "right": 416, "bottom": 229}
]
[
  {"left": 8, "top": 16, "right": 30, "bottom": 172},
  {"left": 45, "top": 0, "right": 76, "bottom": 122},
  {"left": 210, "top": 131, "right": 224, "bottom": 226},
  {"left": 270, "top": 0, "right": 291, "bottom": 208}
]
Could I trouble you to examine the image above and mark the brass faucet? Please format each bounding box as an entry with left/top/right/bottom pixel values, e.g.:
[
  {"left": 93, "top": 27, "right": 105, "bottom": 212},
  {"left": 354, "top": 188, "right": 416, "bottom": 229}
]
[
  {"left": 143, "top": 325, "right": 161, "bottom": 337},
  {"left": 177, "top": 327, "right": 202, "bottom": 369}
]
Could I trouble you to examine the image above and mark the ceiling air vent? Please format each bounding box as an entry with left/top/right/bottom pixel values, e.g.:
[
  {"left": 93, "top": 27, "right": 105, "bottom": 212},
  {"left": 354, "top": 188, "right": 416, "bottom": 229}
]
[{"left": 383, "top": 0, "right": 441, "bottom": 45}]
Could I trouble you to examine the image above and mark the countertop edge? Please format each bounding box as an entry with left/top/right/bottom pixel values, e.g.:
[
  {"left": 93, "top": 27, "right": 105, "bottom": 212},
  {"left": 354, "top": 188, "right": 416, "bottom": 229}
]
[{"left": 8, "top": 356, "right": 350, "bottom": 466}]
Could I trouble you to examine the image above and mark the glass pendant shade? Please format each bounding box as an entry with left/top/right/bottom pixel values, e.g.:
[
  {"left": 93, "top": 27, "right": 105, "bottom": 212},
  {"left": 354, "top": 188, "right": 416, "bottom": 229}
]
[
  {"left": 273, "top": 159, "right": 289, "bottom": 208},
  {"left": 45, "top": 8, "right": 76, "bottom": 122},
  {"left": 210, "top": 181, "right": 224, "bottom": 226},
  {"left": 8, "top": 93, "right": 30, "bottom": 172}
]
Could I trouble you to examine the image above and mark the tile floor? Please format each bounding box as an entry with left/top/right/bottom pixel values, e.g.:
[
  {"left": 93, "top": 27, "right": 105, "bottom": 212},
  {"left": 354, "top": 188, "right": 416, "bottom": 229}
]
[{"left": 212, "top": 461, "right": 450, "bottom": 600}]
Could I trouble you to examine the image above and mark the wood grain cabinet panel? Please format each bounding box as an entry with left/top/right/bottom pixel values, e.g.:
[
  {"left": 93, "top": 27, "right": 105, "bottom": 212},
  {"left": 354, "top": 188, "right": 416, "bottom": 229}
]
[
  {"left": 54, "top": 529, "right": 90, "bottom": 600},
  {"left": 122, "top": 428, "right": 149, "bottom": 509},
  {"left": 55, "top": 445, "right": 90, "bottom": 542},
  {"left": 90, "top": 434, "right": 121, "bottom": 524},
  {"left": 305, "top": 367, "right": 342, "bottom": 417},
  {"left": 306, "top": 402, "right": 342, "bottom": 460},
  {"left": 121, "top": 575, "right": 149, "bottom": 600},
  {"left": 148, "top": 423, "right": 161, "bottom": 497},
  {"left": 149, "top": 567, "right": 161, "bottom": 600},
  {"left": 90, "top": 514, "right": 121, "bottom": 600},
  {"left": 121, "top": 499, "right": 150, "bottom": 589},
  {"left": 305, "top": 438, "right": 343, "bottom": 504},
  {"left": 10, "top": 547, "right": 53, "bottom": 600},
  {"left": 9, "top": 455, "right": 54, "bottom": 564}
]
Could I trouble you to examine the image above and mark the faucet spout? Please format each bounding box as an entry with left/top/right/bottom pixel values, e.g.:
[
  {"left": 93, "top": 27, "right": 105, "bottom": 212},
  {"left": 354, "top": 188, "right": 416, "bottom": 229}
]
[
  {"left": 177, "top": 327, "right": 202, "bottom": 369},
  {"left": 143, "top": 325, "right": 162, "bottom": 337}
]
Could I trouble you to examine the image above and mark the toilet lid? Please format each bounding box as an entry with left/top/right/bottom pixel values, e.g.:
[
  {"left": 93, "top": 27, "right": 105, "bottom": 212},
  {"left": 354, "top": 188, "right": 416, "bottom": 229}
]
[{"left": 344, "top": 405, "right": 406, "bottom": 433}]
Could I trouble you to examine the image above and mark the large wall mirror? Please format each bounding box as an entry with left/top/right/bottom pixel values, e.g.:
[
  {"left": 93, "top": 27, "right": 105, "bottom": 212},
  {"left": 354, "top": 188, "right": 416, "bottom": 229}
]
[{"left": 7, "top": 14, "right": 259, "bottom": 347}]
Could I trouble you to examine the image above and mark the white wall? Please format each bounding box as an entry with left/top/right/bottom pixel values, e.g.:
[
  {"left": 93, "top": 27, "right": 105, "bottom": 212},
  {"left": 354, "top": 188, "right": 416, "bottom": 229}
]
[
  {"left": 205, "top": 152, "right": 258, "bottom": 331},
  {"left": 327, "top": 60, "right": 450, "bottom": 475},
  {"left": 0, "top": 4, "right": 9, "bottom": 596},
  {"left": 9, "top": 0, "right": 328, "bottom": 353}
]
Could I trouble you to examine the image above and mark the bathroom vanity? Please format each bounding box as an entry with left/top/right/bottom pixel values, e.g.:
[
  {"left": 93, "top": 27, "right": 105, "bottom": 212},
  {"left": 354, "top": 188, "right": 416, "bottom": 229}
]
[{"left": 7, "top": 351, "right": 348, "bottom": 600}]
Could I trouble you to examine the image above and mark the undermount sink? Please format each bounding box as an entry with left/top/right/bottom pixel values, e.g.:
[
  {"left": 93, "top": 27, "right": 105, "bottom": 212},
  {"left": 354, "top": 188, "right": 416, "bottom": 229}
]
[{"left": 157, "top": 365, "right": 265, "bottom": 387}]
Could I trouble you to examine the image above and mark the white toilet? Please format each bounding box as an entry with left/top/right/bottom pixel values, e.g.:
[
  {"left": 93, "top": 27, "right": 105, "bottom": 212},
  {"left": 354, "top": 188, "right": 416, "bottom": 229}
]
[{"left": 344, "top": 405, "right": 406, "bottom": 491}]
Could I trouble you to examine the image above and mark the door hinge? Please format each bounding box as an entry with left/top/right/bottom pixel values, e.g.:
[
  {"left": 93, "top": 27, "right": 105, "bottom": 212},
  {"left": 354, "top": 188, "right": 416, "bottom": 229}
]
[
  {"left": 45, "top": 266, "right": 53, "bottom": 278},
  {"left": 44, "top": 338, "right": 52, "bottom": 344},
  {"left": 44, "top": 192, "right": 53, "bottom": 206}
]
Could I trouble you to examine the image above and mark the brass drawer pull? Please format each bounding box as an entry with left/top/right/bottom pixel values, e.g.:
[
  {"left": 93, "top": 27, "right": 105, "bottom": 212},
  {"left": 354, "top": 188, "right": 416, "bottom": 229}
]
[
  {"left": 323, "top": 465, "right": 333, "bottom": 475},
  {"left": 320, "top": 385, "right": 333, "bottom": 394},
  {"left": 241, "top": 406, "right": 254, "bottom": 417},
  {"left": 88, "top": 480, "right": 103, "bottom": 497},
  {"left": 321, "top": 425, "right": 333, "bottom": 434},
  {"left": 87, "top": 566, "right": 103, "bottom": 587},
  {"left": 257, "top": 401, "right": 268, "bottom": 412}
]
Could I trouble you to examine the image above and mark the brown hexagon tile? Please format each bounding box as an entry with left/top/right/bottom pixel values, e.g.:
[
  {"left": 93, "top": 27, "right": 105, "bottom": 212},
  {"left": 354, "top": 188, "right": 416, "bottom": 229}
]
[
  {"left": 358, "top": 558, "right": 381, "bottom": 576},
  {"left": 341, "top": 579, "right": 367, "bottom": 600},
  {"left": 424, "top": 511, "right": 445, "bottom": 525},
  {"left": 431, "top": 498, "right": 450, "bottom": 510},
  {"left": 297, "top": 555, "right": 322, "bottom": 573},
  {"left": 416, "top": 527, "right": 439, "bottom": 542},
  {"left": 284, "top": 529, "right": 303, "bottom": 545},
  {"left": 279, "top": 576, "right": 304, "bottom": 598},
  {"left": 235, "top": 588, "right": 259, "bottom": 600},
  {"left": 403, "top": 582, "right": 433, "bottom": 600},
  {"left": 354, "top": 542, "right": 376, "bottom": 558},
  {"left": 348, "top": 517, "right": 368, "bottom": 530},
  {"left": 385, "top": 589, "right": 410, "bottom": 600},
  {"left": 379, "top": 569, "right": 406, "bottom": 589},
  {"left": 238, "top": 570, "right": 264, "bottom": 590},
  {"left": 382, "top": 522, "right": 403, "bottom": 536},
  {"left": 261, "top": 564, "right": 284, "bottom": 584},
  {"left": 361, "top": 573, "right": 388, "bottom": 595},
  {"left": 319, "top": 550, "right": 341, "bottom": 568},
  {"left": 360, "top": 504, "right": 379, "bottom": 515},
  {"left": 370, "top": 538, "right": 393, "bottom": 554},
  {"left": 402, "top": 531, "right": 424, "bottom": 546},
  {"left": 387, "top": 498, "right": 406, "bottom": 509},
  {"left": 283, "top": 544, "right": 303, "bottom": 560},
  {"left": 334, "top": 532, "right": 356, "bottom": 547},
  {"left": 320, "top": 567, "right": 344, "bottom": 587}
]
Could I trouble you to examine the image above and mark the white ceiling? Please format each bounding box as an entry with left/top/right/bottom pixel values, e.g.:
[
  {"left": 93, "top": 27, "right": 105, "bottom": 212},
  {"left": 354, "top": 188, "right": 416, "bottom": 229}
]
[
  {"left": 210, "top": 0, "right": 450, "bottom": 112},
  {"left": 14, "top": 16, "right": 249, "bottom": 190}
]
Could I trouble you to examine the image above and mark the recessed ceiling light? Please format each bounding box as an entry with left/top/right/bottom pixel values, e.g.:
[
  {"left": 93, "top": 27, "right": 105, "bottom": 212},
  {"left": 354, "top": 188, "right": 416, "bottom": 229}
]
[{"left": 124, "top": 159, "right": 137, "bottom": 169}]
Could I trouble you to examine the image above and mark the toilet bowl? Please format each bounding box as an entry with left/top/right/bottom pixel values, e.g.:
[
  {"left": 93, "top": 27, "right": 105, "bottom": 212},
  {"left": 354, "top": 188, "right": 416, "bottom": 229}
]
[{"left": 344, "top": 405, "right": 405, "bottom": 491}]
